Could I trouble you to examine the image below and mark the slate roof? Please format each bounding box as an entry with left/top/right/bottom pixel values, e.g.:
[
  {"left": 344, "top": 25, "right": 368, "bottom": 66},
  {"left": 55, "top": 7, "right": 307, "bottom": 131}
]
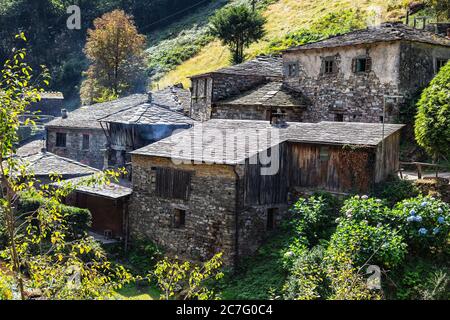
[
  {"left": 190, "top": 56, "right": 283, "bottom": 79},
  {"left": 131, "top": 120, "right": 404, "bottom": 165},
  {"left": 45, "top": 94, "right": 148, "bottom": 130},
  {"left": 217, "top": 82, "right": 307, "bottom": 108},
  {"left": 99, "top": 103, "right": 195, "bottom": 126},
  {"left": 18, "top": 152, "right": 100, "bottom": 177},
  {"left": 150, "top": 86, "right": 191, "bottom": 113},
  {"left": 17, "top": 140, "right": 45, "bottom": 157},
  {"left": 56, "top": 177, "right": 133, "bottom": 199},
  {"left": 285, "top": 23, "right": 450, "bottom": 52}
]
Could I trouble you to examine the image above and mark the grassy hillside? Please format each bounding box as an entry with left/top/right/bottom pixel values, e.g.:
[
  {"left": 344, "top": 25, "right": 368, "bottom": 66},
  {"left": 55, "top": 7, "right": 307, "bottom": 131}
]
[{"left": 152, "top": 0, "right": 409, "bottom": 89}]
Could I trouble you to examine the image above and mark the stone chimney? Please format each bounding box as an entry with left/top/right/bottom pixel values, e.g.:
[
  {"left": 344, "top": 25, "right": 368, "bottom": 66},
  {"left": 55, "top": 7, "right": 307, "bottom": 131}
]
[
  {"left": 148, "top": 92, "right": 153, "bottom": 103},
  {"left": 61, "top": 109, "right": 68, "bottom": 119}
]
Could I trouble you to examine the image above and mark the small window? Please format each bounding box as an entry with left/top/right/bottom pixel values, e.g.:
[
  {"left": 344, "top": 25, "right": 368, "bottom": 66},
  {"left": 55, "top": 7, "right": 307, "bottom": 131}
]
[
  {"left": 353, "top": 56, "right": 372, "bottom": 73},
  {"left": 379, "top": 116, "right": 384, "bottom": 123},
  {"left": 322, "top": 57, "right": 337, "bottom": 75},
  {"left": 436, "top": 58, "right": 448, "bottom": 73},
  {"left": 335, "top": 114, "right": 344, "bottom": 122},
  {"left": 267, "top": 208, "right": 277, "bottom": 231},
  {"left": 82, "top": 134, "right": 90, "bottom": 150},
  {"left": 287, "top": 63, "right": 298, "bottom": 77},
  {"left": 56, "top": 133, "right": 67, "bottom": 148},
  {"left": 173, "top": 209, "right": 186, "bottom": 229},
  {"left": 320, "top": 146, "right": 330, "bottom": 161}
]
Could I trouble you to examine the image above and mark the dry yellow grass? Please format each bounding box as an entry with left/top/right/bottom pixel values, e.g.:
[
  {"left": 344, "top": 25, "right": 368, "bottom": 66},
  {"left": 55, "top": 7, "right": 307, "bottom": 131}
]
[{"left": 156, "top": 0, "right": 405, "bottom": 89}]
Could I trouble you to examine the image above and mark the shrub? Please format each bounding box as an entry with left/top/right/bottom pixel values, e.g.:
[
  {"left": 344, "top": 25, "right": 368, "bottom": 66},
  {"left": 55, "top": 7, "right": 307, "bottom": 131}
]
[
  {"left": 327, "top": 220, "right": 407, "bottom": 269},
  {"left": 288, "top": 194, "right": 338, "bottom": 245},
  {"left": 17, "top": 194, "right": 92, "bottom": 240},
  {"left": 326, "top": 254, "right": 382, "bottom": 300},
  {"left": 392, "top": 195, "right": 449, "bottom": 252},
  {"left": 282, "top": 245, "right": 329, "bottom": 300},
  {"left": 126, "top": 239, "right": 163, "bottom": 276},
  {"left": 339, "top": 195, "right": 395, "bottom": 226},
  {"left": 392, "top": 257, "right": 449, "bottom": 300},
  {"left": 373, "top": 177, "right": 419, "bottom": 207}
]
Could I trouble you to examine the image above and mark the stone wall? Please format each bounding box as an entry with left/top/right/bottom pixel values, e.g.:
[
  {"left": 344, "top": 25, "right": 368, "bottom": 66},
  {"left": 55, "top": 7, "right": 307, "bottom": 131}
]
[
  {"left": 46, "top": 128, "right": 107, "bottom": 169},
  {"left": 190, "top": 73, "right": 277, "bottom": 121},
  {"left": 283, "top": 41, "right": 450, "bottom": 124},
  {"left": 129, "top": 155, "right": 238, "bottom": 265},
  {"left": 399, "top": 41, "right": 450, "bottom": 96},
  {"left": 283, "top": 42, "right": 403, "bottom": 123},
  {"left": 212, "top": 104, "right": 304, "bottom": 122}
]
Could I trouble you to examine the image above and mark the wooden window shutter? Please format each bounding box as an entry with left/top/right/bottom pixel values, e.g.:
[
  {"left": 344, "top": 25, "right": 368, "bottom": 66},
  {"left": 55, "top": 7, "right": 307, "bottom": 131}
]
[
  {"left": 351, "top": 58, "right": 357, "bottom": 73},
  {"left": 365, "top": 57, "right": 372, "bottom": 72},
  {"left": 155, "top": 168, "right": 192, "bottom": 200}
]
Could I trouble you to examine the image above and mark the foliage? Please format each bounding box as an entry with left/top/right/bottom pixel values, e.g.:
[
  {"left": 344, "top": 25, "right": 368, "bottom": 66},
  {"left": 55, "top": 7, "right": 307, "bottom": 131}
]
[
  {"left": 425, "top": 0, "right": 450, "bottom": 21},
  {"left": 118, "top": 239, "right": 163, "bottom": 276},
  {"left": 209, "top": 4, "right": 266, "bottom": 64},
  {"left": 262, "top": 9, "right": 367, "bottom": 54},
  {"left": 80, "top": 9, "right": 147, "bottom": 105},
  {"left": 327, "top": 220, "right": 407, "bottom": 269},
  {"left": 391, "top": 256, "right": 449, "bottom": 300},
  {"left": 326, "top": 254, "right": 382, "bottom": 300},
  {"left": 282, "top": 245, "right": 328, "bottom": 300},
  {"left": 151, "top": 253, "right": 224, "bottom": 300},
  {"left": 17, "top": 193, "right": 92, "bottom": 240},
  {"left": 0, "top": 269, "right": 13, "bottom": 300},
  {"left": 288, "top": 195, "right": 338, "bottom": 247},
  {"left": 0, "top": 35, "right": 132, "bottom": 300},
  {"left": 373, "top": 176, "right": 420, "bottom": 207},
  {"left": 415, "top": 61, "right": 450, "bottom": 161},
  {"left": 392, "top": 195, "right": 449, "bottom": 253}
]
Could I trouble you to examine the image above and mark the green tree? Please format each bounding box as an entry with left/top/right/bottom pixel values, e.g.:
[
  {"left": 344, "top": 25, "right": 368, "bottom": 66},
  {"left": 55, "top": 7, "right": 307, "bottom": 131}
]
[
  {"left": 0, "top": 33, "right": 131, "bottom": 300},
  {"left": 415, "top": 61, "right": 450, "bottom": 162},
  {"left": 80, "top": 9, "right": 147, "bottom": 105},
  {"left": 151, "top": 253, "right": 224, "bottom": 300},
  {"left": 209, "top": 4, "right": 266, "bottom": 64}
]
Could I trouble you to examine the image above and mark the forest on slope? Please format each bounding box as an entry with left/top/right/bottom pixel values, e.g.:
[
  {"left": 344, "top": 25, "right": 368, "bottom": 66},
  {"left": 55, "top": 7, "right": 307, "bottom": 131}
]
[
  {"left": 0, "top": 0, "right": 445, "bottom": 103},
  {"left": 0, "top": 0, "right": 219, "bottom": 104}
]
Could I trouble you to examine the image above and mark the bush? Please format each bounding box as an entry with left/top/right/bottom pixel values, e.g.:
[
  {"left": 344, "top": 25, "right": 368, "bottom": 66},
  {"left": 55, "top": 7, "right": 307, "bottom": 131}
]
[
  {"left": 392, "top": 195, "right": 449, "bottom": 253},
  {"left": 288, "top": 194, "right": 338, "bottom": 245},
  {"left": 339, "top": 195, "right": 392, "bottom": 226},
  {"left": 282, "top": 245, "right": 329, "bottom": 300},
  {"left": 126, "top": 239, "right": 163, "bottom": 276},
  {"left": 373, "top": 177, "right": 419, "bottom": 207},
  {"left": 327, "top": 220, "right": 407, "bottom": 269},
  {"left": 17, "top": 194, "right": 92, "bottom": 240},
  {"left": 392, "top": 257, "right": 449, "bottom": 300}
]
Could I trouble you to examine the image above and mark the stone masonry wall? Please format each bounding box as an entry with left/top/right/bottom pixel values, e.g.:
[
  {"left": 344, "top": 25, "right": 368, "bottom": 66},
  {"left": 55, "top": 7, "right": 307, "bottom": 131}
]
[
  {"left": 283, "top": 41, "right": 450, "bottom": 124},
  {"left": 46, "top": 128, "right": 107, "bottom": 169},
  {"left": 190, "top": 73, "right": 276, "bottom": 122},
  {"left": 212, "top": 104, "right": 304, "bottom": 122},
  {"left": 129, "top": 155, "right": 238, "bottom": 266},
  {"left": 283, "top": 42, "right": 403, "bottom": 123}
]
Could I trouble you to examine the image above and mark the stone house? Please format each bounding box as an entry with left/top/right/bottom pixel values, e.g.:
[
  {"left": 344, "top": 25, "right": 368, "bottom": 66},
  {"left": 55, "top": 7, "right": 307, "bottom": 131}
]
[
  {"left": 45, "top": 94, "right": 148, "bottom": 169},
  {"left": 98, "top": 86, "right": 194, "bottom": 168},
  {"left": 189, "top": 56, "right": 284, "bottom": 121},
  {"left": 128, "top": 120, "right": 403, "bottom": 266},
  {"left": 189, "top": 23, "right": 450, "bottom": 124},
  {"left": 15, "top": 141, "right": 132, "bottom": 240},
  {"left": 282, "top": 23, "right": 450, "bottom": 123}
]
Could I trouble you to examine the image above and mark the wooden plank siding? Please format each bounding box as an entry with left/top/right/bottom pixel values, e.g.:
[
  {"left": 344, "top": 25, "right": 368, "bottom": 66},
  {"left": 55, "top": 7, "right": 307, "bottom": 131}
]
[
  {"left": 242, "top": 144, "right": 289, "bottom": 206},
  {"left": 374, "top": 132, "right": 401, "bottom": 183},
  {"left": 287, "top": 142, "right": 376, "bottom": 193}
]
